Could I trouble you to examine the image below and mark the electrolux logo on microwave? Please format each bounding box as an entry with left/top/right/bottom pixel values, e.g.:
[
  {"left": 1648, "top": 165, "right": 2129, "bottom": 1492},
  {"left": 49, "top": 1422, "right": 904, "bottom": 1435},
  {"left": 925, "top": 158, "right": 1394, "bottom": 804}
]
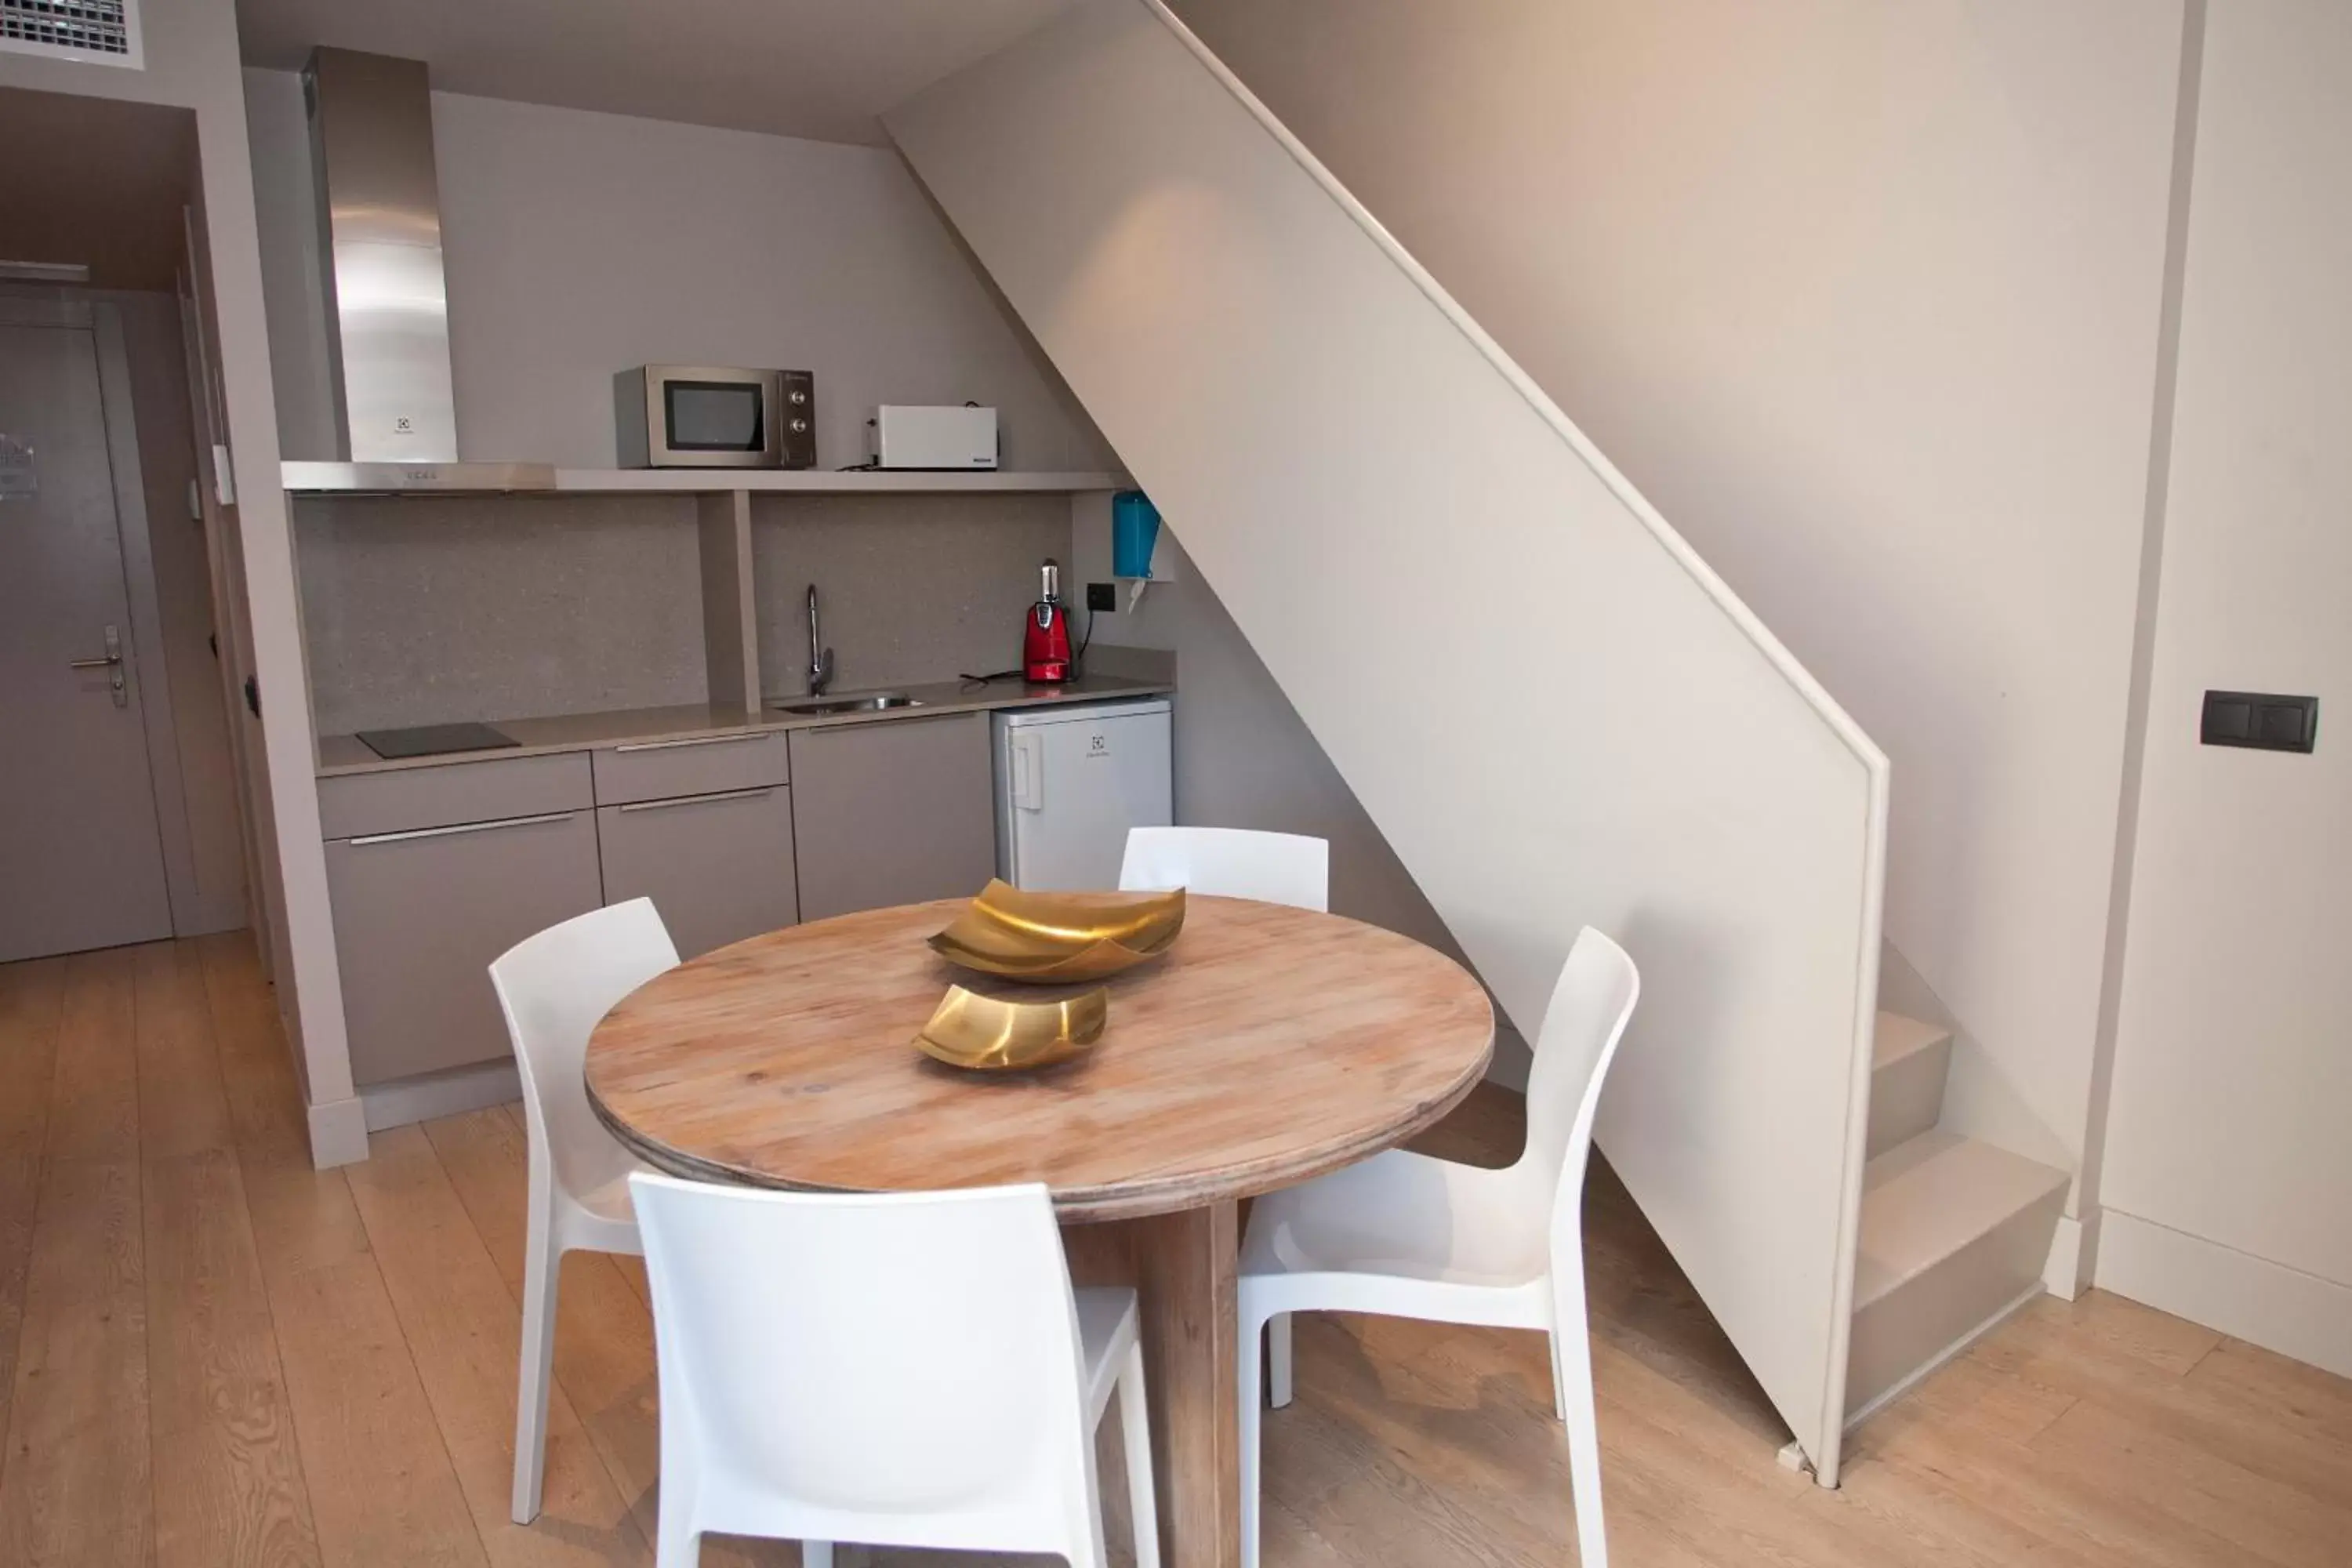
[{"left": 1087, "top": 731, "right": 1111, "bottom": 757}]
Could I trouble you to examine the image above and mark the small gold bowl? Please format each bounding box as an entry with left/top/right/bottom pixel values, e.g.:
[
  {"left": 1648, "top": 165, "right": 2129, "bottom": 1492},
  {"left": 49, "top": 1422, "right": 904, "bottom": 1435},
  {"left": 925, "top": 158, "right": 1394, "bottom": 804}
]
[
  {"left": 927, "top": 880, "right": 1185, "bottom": 984},
  {"left": 913, "top": 983, "right": 1109, "bottom": 1071}
]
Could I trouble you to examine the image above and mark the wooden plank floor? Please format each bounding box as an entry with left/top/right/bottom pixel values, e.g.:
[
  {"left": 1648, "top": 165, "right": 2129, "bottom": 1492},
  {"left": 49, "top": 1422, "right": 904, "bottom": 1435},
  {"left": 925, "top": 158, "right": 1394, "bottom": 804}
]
[{"left": 2, "top": 934, "right": 2347, "bottom": 1566}]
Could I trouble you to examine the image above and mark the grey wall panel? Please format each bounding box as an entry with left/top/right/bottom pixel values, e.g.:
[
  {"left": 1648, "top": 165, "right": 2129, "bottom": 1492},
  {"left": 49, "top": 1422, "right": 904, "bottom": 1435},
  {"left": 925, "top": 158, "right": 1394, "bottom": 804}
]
[
  {"left": 751, "top": 492, "right": 1072, "bottom": 699},
  {"left": 295, "top": 492, "right": 706, "bottom": 733}
]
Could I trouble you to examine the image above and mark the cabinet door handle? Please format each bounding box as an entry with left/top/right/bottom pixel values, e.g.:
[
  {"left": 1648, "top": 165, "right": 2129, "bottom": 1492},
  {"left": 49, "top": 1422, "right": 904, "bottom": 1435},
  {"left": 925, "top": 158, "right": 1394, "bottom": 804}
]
[
  {"left": 615, "top": 787, "right": 773, "bottom": 814},
  {"left": 1011, "top": 731, "right": 1044, "bottom": 811},
  {"left": 348, "top": 811, "right": 576, "bottom": 847},
  {"left": 613, "top": 733, "right": 765, "bottom": 753}
]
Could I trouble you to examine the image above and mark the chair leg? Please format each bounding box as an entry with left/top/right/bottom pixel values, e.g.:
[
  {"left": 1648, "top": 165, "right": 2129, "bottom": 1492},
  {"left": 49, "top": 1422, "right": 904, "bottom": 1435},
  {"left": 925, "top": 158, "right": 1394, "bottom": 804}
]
[
  {"left": 1118, "top": 1340, "right": 1162, "bottom": 1568},
  {"left": 1550, "top": 1260, "right": 1609, "bottom": 1568},
  {"left": 1238, "top": 1301, "right": 1265, "bottom": 1568},
  {"left": 511, "top": 1225, "right": 563, "bottom": 1523},
  {"left": 652, "top": 1508, "right": 699, "bottom": 1568},
  {"left": 1268, "top": 1311, "right": 1294, "bottom": 1408}
]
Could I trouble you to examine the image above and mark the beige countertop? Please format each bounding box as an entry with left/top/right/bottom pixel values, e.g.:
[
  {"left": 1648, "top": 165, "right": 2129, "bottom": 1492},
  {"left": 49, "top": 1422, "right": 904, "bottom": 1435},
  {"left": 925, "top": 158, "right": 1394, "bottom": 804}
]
[{"left": 314, "top": 673, "right": 1174, "bottom": 778}]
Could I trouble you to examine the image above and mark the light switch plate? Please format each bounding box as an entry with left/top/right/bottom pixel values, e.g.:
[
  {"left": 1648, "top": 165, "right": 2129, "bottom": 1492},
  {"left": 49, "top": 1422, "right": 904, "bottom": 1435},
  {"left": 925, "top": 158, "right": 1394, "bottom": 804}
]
[{"left": 2201, "top": 690, "right": 2317, "bottom": 753}]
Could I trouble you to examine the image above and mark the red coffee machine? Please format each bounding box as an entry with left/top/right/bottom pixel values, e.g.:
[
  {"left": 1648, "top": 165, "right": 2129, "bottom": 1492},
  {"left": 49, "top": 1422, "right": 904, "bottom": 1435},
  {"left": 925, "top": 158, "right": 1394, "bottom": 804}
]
[{"left": 1023, "top": 557, "right": 1073, "bottom": 684}]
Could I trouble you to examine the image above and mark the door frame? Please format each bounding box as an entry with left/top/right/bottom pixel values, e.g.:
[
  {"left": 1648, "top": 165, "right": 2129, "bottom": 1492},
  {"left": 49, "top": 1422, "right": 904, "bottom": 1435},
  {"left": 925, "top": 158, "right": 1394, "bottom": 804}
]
[{"left": 0, "top": 287, "right": 245, "bottom": 939}]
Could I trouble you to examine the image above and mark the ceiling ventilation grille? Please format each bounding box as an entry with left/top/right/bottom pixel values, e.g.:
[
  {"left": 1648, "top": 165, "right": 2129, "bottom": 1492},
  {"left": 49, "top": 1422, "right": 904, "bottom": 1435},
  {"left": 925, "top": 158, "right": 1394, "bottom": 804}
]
[{"left": 1, "top": 0, "right": 141, "bottom": 67}]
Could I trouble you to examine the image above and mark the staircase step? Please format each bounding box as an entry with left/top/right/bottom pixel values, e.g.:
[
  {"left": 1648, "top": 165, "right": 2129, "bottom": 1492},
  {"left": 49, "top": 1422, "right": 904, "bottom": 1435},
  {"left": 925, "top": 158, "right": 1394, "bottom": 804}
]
[
  {"left": 1867, "top": 1011, "right": 1952, "bottom": 1159},
  {"left": 1846, "top": 1129, "right": 2068, "bottom": 1418}
]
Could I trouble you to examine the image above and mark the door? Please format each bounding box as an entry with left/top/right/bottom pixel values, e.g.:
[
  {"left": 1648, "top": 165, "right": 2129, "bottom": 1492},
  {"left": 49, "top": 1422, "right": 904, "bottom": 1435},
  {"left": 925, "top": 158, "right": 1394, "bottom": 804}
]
[
  {"left": 0, "top": 314, "right": 175, "bottom": 962},
  {"left": 1003, "top": 703, "right": 1172, "bottom": 891},
  {"left": 325, "top": 809, "right": 604, "bottom": 1086},
  {"left": 787, "top": 713, "right": 996, "bottom": 921},
  {"left": 597, "top": 785, "right": 799, "bottom": 959}
]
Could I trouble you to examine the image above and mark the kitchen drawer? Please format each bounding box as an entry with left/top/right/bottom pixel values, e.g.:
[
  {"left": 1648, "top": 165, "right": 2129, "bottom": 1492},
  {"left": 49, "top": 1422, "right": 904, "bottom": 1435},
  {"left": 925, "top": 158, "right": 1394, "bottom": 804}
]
[
  {"left": 325, "top": 807, "right": 603, "bottom": 1085},
  {"left": 590, "top": 730, "right": 789, "bottom": 807},
  {"left": 318, "top": 751, "right": 592, "bottom": 840},
  {"left": 788, "top": 712, "right": 996, "bottom": 922},
  {"left": 597, "top": 785, "right": 797, "bottom": 959}
]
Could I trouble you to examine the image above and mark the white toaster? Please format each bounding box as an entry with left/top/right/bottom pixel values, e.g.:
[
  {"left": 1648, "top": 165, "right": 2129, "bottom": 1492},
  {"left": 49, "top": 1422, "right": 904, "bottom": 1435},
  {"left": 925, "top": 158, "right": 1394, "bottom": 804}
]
[{"left": 870, "top": 405, "right": 999, "bottom": 470}]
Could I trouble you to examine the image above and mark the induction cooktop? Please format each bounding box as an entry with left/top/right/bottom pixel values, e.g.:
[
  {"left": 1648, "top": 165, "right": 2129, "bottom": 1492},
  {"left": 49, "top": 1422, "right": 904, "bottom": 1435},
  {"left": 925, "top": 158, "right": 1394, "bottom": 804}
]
[{"left": 355, "top": 722, "right": 521, "bottom": 760}]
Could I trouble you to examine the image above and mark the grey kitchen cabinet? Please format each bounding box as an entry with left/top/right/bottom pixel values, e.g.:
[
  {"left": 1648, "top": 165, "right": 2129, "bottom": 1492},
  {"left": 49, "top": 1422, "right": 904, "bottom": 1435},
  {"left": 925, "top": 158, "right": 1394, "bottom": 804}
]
[
  {"left": 325, "top": 806, "right": 604, "bottom": 1086},
  {"left": 787, "top": 712, "right": 996, "bottom": 921},
  {"left": 318, "top": 750, "right": 591, "bottom": 838},
  {"left": 597, "top": 784, "right": 798, "bottom": 959},
  {"left": 589, "top": 730, "right": 789, "bottom": 806}
]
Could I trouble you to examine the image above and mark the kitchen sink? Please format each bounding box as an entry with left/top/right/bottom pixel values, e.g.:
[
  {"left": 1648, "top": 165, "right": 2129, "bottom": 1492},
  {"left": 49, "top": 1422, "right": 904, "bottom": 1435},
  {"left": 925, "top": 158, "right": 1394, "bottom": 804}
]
[{"left": 772, "top": 692, "right": 924, "bottom": 716}]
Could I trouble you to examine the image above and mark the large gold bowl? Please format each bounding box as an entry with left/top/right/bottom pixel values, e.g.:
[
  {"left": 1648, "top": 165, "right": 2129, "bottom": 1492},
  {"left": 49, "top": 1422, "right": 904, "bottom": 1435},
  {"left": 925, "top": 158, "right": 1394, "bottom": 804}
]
[
  {"left": 913, "top": 983, "right": 1109, "bottom": 1071},
  {"left": 927, "top": 880, "right": 1185, "bottom": 983}
]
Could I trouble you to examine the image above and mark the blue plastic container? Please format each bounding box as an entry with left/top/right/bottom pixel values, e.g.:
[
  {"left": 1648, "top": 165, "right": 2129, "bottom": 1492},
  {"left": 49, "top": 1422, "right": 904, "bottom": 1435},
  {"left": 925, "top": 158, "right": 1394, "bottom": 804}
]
[{"left": 1112, "top": 490, "right": 1161, "bottom": 579}]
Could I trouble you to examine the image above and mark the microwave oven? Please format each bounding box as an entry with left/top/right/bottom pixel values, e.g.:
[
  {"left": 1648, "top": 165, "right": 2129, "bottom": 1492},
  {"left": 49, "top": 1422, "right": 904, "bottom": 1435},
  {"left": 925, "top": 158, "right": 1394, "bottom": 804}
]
[{"left": 614, "top": 365, "right": 815, "bottom": 469}]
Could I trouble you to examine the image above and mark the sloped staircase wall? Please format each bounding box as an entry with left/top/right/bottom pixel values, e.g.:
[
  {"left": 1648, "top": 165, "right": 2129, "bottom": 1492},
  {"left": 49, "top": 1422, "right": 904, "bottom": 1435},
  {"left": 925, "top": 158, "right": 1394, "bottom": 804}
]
[{"left": 888, "top": 0, "right": 1890, "bottom": 1481}]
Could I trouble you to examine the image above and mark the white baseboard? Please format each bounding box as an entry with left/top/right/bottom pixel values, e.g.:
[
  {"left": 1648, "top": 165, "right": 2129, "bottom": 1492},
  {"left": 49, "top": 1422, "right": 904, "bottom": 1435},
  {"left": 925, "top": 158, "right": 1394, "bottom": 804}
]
[
  {"left": 306, "top": 1094, "right": 370, "bottom": 1169},
  {"left": 359, "top": 1060, "right": 522, "bottom": 1134},
  {"left": 2042, "top": 1208, "right": 2098, "bottom": 1300},
  {"left": 2095, "top": 1209, "right": 2352, "bottom": 1379}
]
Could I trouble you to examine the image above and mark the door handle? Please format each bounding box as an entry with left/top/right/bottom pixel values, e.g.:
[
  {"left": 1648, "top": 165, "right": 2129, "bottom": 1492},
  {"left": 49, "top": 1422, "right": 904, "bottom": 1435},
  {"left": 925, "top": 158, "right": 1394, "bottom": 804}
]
[
  {"left": 615, "top": 787, "right": 774, "bottom": 813},
  {"left": 347, "top": 811, "right": 577, "bottom": 848},
  {"left": 1011, "top": 731, "right": 1044, "bottom": 811},
  {"left": 68, "top": 625, "right": 128, "bottom": 707}
]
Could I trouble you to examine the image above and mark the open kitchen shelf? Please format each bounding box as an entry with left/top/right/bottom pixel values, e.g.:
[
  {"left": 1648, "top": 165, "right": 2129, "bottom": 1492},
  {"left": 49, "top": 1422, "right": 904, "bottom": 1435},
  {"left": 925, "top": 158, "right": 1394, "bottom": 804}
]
[{"left": 282, "top": 462, "right": 1130, "bottom": 496}]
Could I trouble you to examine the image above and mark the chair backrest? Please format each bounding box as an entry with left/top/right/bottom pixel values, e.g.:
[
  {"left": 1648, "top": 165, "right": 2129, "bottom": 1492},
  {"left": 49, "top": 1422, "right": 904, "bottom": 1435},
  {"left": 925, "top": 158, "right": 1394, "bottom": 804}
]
[
  {"left": 1118, "top": 826, "right": 1329, "bottom": 911},
  {"left": 1519, "top": 927, "right": 1641, "bottom": 1251},
  {"left": 628, "top": 1174, "right": 1101, "bottom": 1555},
  {"left": 490, "top": 898, "right": 680, "bottom": 1207}
]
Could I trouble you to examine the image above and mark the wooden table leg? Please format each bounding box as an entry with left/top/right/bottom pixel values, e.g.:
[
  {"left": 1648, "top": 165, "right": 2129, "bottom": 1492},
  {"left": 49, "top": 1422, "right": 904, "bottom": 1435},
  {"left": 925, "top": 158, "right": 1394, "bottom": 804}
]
[
  {"left": 1064, "top": 1203, "right": 1240, "bottom": 1568},
  {"left": 1128, "top": 1200, "right": 1240, "bottom": 1568}
]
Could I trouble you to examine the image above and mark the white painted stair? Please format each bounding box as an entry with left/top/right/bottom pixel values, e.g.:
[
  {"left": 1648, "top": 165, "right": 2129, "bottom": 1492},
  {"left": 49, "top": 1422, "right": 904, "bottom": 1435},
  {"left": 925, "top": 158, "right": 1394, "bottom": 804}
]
[{"left": 1846, "top": 1012, "right": 2068, "bottom": 1423}]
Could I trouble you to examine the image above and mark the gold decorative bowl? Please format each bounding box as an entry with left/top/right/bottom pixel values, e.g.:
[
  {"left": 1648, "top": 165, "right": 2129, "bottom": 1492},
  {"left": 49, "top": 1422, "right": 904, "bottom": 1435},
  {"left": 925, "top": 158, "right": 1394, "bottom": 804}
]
[
  {"left": 927, "top": 880, "right": 1185, "bottom": 984},
  {"left": 913, "top": 983, "right": 1109, "bottom": 1071}
]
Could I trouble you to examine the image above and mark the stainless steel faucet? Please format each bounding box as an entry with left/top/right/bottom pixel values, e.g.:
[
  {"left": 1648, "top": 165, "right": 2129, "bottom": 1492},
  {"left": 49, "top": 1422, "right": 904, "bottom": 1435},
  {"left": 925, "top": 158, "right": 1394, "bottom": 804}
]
[{"left": 805, "top": 583, "right": 835, "bottom": 695}]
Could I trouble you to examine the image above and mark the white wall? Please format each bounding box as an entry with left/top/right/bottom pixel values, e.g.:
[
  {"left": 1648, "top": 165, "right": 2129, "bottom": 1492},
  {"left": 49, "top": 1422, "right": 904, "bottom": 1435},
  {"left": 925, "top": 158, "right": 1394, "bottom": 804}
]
[
  {"left": 891, "top": 0, "right": 1888, "bottom": 1479},
  {"left": 1070, "top": 513, "right": 1534, "bottom": 1083},
  {"left": 241, "top": 71, "right": 1112, "bottom": 473},
  {"left": 3, "top": 0, "right": 357, "bottom": 1159},
  {"left": 2096, "top": 0, "right": 2352, "bottom": 1377},
  {"left": 1168, "top": 0, "right": 2188, "bottom": 1190},
  {"left": 100, "top": 287, "right": 247, "bottom": 934}
]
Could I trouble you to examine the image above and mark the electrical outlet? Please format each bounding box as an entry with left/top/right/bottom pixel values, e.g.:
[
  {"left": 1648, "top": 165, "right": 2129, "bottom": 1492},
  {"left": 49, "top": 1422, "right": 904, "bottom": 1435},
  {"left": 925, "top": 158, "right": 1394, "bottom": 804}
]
[{"left": 1087, "top": 582, "right": 1117, "bottom": 612}]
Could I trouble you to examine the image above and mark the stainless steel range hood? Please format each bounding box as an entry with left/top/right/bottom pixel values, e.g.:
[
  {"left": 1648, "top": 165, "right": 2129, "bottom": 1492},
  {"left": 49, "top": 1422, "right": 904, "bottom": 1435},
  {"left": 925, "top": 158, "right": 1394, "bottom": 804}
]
[{"left": 295, "top": 47, "right": 554, "bottom": 492}]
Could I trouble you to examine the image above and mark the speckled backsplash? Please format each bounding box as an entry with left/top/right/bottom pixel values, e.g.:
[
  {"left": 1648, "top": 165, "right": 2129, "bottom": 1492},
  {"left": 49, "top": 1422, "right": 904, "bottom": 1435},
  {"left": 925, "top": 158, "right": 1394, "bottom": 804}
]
[
  {"left": 750, "top": 492, "right": 1078, "bottom": 696},
  {"left": 293, "top": 494, "right": 710, "bottom": 735}
]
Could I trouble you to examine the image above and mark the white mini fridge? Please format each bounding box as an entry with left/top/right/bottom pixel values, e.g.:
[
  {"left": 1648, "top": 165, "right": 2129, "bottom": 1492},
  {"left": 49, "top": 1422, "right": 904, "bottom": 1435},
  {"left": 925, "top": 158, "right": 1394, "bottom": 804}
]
[{"left": 993, "top": 698, "right": 1173, "bottom": 890}]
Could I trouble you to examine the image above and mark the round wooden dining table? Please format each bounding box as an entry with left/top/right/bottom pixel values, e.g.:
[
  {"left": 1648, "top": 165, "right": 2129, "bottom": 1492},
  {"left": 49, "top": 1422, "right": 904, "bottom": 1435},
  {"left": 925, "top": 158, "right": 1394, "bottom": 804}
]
[{"left": 584, "top": 892, "right": 1494, "bottom": 1568}]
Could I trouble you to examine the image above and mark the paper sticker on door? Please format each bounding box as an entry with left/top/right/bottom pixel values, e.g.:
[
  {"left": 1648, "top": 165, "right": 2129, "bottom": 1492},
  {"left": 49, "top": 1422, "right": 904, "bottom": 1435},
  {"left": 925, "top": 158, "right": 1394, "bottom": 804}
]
[{"left": 0, "top": 435, "right": 34, "bottom": 499}]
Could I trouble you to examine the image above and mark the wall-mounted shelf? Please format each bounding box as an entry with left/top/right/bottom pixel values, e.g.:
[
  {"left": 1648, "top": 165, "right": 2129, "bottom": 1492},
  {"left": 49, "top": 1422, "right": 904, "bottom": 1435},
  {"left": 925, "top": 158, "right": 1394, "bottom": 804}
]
[{"left": 283, "top": 461, "right": 1130, "bottom": 496}]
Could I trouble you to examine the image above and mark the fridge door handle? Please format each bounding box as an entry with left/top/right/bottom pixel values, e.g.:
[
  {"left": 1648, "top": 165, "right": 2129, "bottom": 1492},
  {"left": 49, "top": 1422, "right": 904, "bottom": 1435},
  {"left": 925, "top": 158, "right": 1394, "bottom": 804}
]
[{"left": 1011, "top": 730, "right": 1045, "bottom": 811}]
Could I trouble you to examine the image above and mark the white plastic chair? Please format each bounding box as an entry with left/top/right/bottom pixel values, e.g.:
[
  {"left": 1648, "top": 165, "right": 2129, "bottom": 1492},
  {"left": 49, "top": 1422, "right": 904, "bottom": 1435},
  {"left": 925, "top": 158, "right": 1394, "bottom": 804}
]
[
  {"left": 1236, "top": 927, "right": 1639, "bottom": 1568},
  {"left": 489, "top": 897, "right": 679, "bottom": 1524},
  {"left": 1117, "top": 826, "right": 1330, "bottom": 912},
  {"left": 628, "top": 1174, "right": 1161, "bottom": 1568},
  {"left": 1121, "top": 825, "right": 1329, "bottom": 1411},
  {"left": 1120, "top": 824, "right": 1327, "bottom": 1409}
]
